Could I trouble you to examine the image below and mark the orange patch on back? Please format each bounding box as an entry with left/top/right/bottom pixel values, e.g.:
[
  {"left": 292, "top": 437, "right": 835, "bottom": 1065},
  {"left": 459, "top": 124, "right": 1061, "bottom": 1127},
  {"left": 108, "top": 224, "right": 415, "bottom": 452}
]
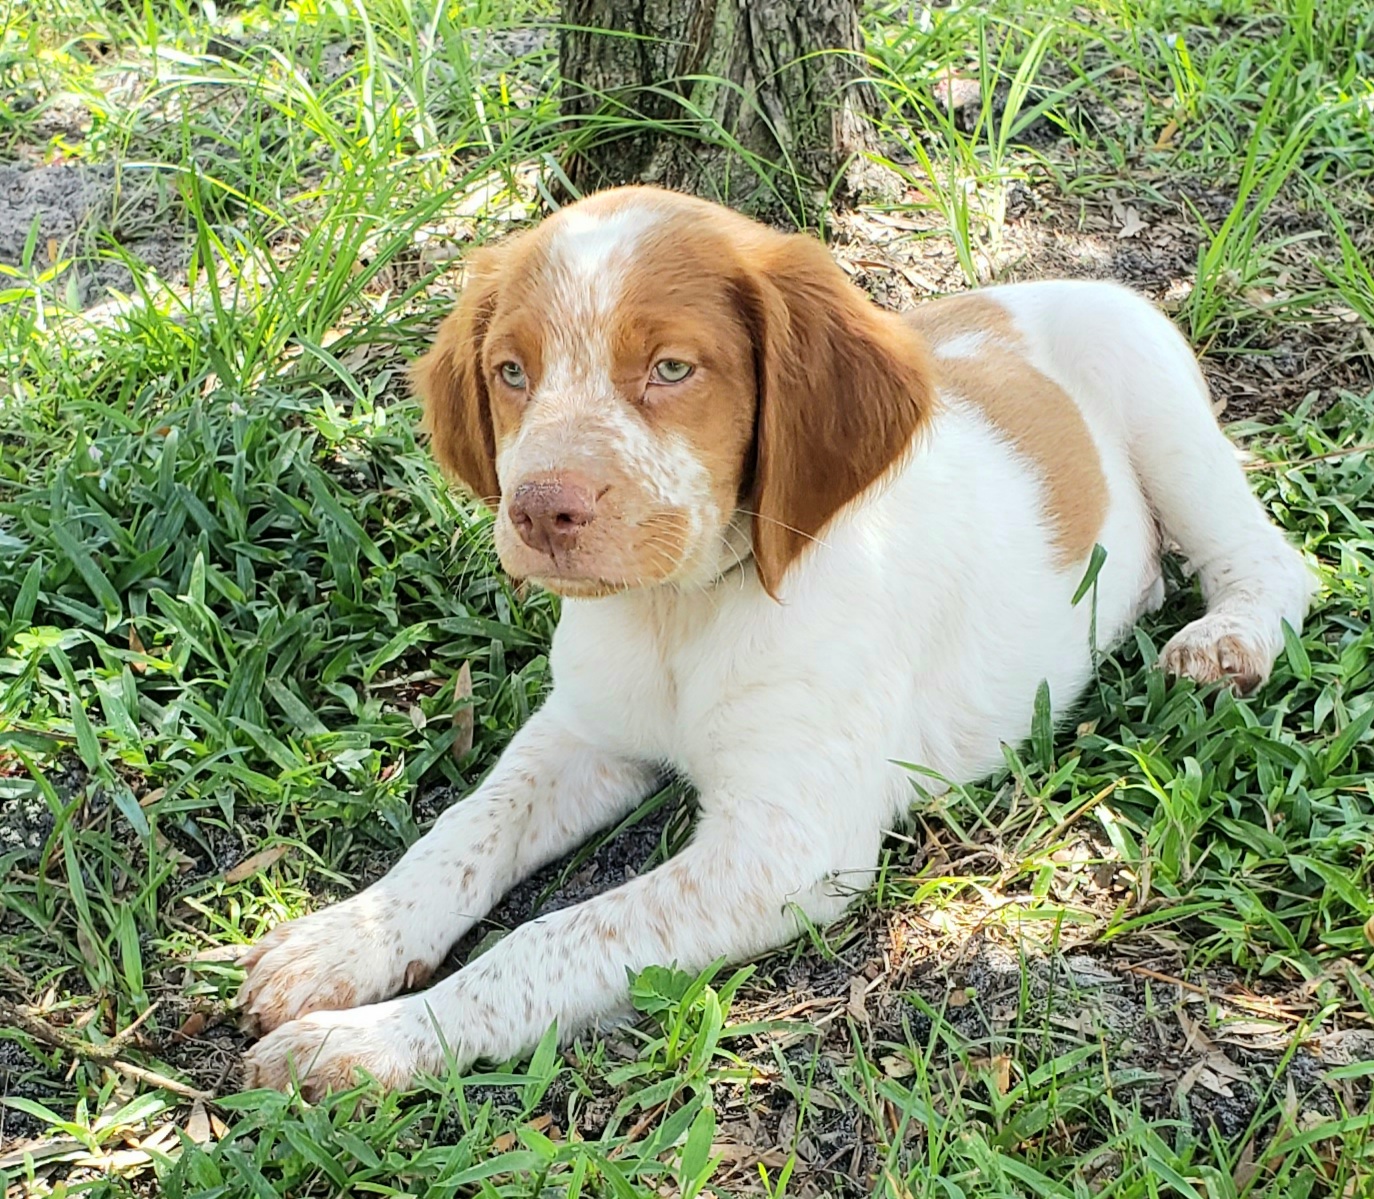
[
  {"left": 906, "top": 295, "right": 1109, "bottom": 567},
  {"left": 905, "top": 292, "right": 1021, "bottom": 347}
]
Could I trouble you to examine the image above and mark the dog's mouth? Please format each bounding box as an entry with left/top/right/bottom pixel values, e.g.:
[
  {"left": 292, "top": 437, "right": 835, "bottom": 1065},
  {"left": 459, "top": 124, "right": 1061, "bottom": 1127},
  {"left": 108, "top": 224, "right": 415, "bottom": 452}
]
[{"left": 495, "top": 512, "right": 695, "bottom": 599}]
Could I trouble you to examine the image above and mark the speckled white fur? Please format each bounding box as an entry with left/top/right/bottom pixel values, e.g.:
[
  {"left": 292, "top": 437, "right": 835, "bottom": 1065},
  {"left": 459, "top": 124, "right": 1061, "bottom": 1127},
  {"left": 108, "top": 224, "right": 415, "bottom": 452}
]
[{"left": 241, "top": 257, "right": 1313, "bottom": 1095}]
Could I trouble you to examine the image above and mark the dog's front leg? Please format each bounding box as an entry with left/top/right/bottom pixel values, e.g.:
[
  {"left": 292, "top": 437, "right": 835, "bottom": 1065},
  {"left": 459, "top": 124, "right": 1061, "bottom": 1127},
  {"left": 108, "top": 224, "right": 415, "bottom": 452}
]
[
  {"left": 243, "top": 796, "right": 872, "bottom": 1095},
  {"left": 237, "top": 703, "right": 656, "bottom": 1033}
]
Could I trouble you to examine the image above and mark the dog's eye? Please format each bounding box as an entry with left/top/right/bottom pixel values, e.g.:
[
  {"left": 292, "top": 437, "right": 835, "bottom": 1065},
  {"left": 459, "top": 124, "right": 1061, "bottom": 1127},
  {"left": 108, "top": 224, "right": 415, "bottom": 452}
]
[
  {"left": 499, "top": 362, "right": 527, "bottom": 389},
  {"left": 651, "top": 359, "right": 693, "bottom": 384}
]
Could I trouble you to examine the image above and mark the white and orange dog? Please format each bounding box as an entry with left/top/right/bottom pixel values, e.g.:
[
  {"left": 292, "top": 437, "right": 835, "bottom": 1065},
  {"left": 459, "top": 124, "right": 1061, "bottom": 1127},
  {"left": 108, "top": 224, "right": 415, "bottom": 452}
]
[{"left": 240, "top": 186, "right": 1312, "bottom": 1094}]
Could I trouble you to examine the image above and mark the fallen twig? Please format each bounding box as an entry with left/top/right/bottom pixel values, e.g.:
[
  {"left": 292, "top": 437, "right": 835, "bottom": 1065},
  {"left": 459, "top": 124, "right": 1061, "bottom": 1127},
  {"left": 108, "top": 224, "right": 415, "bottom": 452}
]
[
  {"left": 1116, "top": 965, "right": 1306, "bottom": 1024},
  {"left": 0, "top": 998, "right": 215, "bottom": 1103}
]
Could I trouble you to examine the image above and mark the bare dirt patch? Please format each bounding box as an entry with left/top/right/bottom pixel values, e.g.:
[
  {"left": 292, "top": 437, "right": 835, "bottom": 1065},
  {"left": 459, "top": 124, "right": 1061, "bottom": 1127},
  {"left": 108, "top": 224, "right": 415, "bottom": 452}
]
[{"left": 0, "top": 161, "right": 188, "bottom": 307}]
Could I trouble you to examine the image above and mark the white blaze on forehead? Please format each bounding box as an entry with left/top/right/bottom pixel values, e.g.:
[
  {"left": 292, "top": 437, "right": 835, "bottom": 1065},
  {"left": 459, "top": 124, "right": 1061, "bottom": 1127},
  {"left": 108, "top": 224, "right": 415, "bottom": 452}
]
[
  {"left": 546, "top": 201, "right": 663, "bottom": 321},
  {"left": 534, "top": 200, "right": 665, "bottom": 399},
  {"left": 551, "top": 201, "right": 662, "bottom": 271}
]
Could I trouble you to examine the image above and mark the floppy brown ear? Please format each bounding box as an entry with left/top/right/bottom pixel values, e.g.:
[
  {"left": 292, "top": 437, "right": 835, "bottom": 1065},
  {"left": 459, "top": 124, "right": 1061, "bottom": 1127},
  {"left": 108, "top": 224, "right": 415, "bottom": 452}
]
[
  {"left": 411, "top": 250, "right": 503, "bottom": 507},
  {"left": 740, "top": 232, "right": 937, "bottom": 596}
]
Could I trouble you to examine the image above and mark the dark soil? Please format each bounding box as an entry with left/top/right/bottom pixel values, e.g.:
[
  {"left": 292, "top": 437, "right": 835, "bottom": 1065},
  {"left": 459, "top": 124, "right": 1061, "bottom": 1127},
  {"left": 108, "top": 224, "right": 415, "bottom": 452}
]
[{"left": 829, "top": 176, "right": 1373, "bottom": 425}]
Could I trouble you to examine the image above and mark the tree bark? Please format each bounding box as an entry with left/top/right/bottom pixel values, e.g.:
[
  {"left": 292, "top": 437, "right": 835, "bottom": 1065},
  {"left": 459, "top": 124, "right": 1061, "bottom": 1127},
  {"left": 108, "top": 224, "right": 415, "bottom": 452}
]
[{"left": 558, "top": 0, "right": 880, "bottom": 221}]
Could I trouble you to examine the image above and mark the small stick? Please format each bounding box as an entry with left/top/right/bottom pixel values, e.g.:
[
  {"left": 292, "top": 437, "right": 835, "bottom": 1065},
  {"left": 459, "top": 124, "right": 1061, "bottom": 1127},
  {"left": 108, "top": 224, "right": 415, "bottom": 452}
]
[
  {"left": 110, "top": 999, "right": 161, "bottom": 1051},
  {"left": 1116, "top": 965, "right": 1305, "bottom": 1024},
  {"left": 0, "top": 998, "right": 215, "bottom": 1103},
  {"left": 611, "top": 1101, "right": 668, "bottom": 1155},
  {"left": 1007, "top": 778, "right": 1123, "bottom": 875}
]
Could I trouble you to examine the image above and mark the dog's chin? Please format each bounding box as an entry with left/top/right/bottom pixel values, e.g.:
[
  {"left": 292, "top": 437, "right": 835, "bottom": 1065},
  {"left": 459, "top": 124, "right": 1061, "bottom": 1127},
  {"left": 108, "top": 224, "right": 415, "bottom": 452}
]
[
  {"left": 532, "top": 575, "right": 634, "bottom": 599},
  {"left": 498, "top": 559, "right": 667, "bottom": 600},
  {"left": 496, "top": 543, "right": 689, "bottom": 599}
]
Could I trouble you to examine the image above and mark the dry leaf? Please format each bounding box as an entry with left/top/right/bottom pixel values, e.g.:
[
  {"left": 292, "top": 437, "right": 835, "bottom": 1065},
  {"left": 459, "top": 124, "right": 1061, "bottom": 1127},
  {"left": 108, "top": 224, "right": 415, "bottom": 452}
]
[
  {"left": 128, "top": 626, "right": 148, "bottom": 673},
  {"left": 1202, "top": 1051, "right": 1249, "bottom": 1083},
  {"left": 76, "top": 924, "right": 105, "bottom": 973},
  {"left": 171, "top": 1012, "right": 207, "bottom": 1044},
  {"left": 75, "top": 1147, "right": 152, "bottom": 1172},
  {"left": 880, "top": 1053, "right": 915, "bottom": 1079},
  {"left": 1177, "top": 1007, "right": 1215, "bottom": 1054},
  {"left": 847, "top": 976, "right": 869, "bottom": 1023},
  {"left": 1117, "top": 205, "right": 1148, "bottom": 239},
  {"left": 184, "top": 1101, "right": 213, "bottom": 1145},
  {"left": 452, "top": 661, "right": 475, "bottom": 760},
  {"left": 1215, "top": 1018, "right": 1286, "bottom": 1045},
  {"left": 492, "top": 1131, "right": 517, "bottom": 1153},
  {"left": 776, "top": 1101, "right": 798, "bottom": 1145},
  {"left": 136, "top": 1124, "right": 180, "bottom": 1154},
  {"left": 1232, "top": 1137, "right": 1257, "bottom": 1192},
  {"left": 991, "top": 1053, "right": 1012, "bottom": 1096},
  {"left": 711, "top": 1141, "right": 789, "bottom": 1169},
  {"left": 1177, "top": 1058, "right": 1206, "bottom": 1100},
  {"left": 1195, "top": 1065, "right": 1235, "bottom": 1098},
  {"left": 1154, "top": 119, "right": 1179, "bottom": 148},
  {"left": 223, "top": 844, "right": 290, "bottom": 884}
]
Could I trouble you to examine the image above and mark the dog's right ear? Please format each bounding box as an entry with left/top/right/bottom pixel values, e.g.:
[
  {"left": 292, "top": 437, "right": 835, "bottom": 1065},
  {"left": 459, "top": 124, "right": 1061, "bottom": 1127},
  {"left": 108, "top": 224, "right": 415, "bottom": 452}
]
[{"left": 411, "top": 246, "right": 505, "bottom": 507}]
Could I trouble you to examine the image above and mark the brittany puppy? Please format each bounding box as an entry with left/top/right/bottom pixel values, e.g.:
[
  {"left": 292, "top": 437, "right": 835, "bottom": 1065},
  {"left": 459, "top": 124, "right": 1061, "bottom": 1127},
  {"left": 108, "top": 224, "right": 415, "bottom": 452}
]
[{"left": 240, "top": 186, "right": 1312, "bottom": 1094}]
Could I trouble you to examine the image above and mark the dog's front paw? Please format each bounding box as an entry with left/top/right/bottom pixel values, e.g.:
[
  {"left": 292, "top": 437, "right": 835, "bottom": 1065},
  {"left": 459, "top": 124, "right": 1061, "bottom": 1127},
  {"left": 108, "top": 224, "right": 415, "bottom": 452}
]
[
  {"left": 242, "top": 1001, "right": 437, "bottom": 1099},
  {"left": 237, "top": 899, "right": 439, "bottom": 1033},
  {"left": 1160, "top": 614, "right": 1275, "bottom": 695}
]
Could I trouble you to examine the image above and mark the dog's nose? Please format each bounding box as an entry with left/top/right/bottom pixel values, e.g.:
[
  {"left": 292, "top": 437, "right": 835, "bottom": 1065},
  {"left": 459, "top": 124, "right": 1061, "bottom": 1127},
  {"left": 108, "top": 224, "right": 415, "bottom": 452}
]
[{"left": 508, "top": 473, "right": 600, "bottom": 556}]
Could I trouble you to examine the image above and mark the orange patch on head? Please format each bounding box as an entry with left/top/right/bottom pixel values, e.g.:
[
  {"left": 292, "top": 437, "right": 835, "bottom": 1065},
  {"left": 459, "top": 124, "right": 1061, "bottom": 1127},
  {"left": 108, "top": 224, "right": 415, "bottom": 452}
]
[
  {"left": 907, "top": 295, "right": 1108, "bottom": 566},
  {"left": 606, "top": 216, "right": 760, "bottom": 537}
]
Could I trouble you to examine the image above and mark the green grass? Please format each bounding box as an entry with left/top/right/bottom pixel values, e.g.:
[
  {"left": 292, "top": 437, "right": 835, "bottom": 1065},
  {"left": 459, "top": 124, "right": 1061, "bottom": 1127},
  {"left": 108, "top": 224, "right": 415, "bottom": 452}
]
[{"left": 1, "top": 0, "right": 1373, "bottom": 1194}]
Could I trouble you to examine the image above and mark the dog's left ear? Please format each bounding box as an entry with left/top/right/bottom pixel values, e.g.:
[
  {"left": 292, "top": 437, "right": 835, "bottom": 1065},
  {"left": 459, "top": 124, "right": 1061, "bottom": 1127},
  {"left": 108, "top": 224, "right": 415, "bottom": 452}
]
[{"left": 738, "top": 232, "right": 937, "bottom": 597}]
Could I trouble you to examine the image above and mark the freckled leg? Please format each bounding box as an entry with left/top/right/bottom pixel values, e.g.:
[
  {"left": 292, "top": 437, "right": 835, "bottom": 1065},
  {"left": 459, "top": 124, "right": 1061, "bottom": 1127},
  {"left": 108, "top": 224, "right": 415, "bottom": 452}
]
[
  {"left": 237, "top": 705, "right": 656, "bottom": 1032},
  {"left": 242, "top": 797, "right": 878, "bottom": 1096}
]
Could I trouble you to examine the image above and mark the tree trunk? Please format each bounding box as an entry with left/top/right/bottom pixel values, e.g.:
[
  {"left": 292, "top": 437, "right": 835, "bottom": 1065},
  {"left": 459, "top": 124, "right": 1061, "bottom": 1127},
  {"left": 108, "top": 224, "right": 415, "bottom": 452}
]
[{"left": 558, "top": 0, "right": 880, "bottom": 221}]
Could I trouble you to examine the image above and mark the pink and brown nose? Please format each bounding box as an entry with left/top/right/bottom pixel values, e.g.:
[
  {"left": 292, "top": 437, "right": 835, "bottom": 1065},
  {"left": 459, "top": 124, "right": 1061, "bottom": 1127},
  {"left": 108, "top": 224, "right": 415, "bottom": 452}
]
[{"left": 508, "top": 473, "right": 600, "bottom": 557}]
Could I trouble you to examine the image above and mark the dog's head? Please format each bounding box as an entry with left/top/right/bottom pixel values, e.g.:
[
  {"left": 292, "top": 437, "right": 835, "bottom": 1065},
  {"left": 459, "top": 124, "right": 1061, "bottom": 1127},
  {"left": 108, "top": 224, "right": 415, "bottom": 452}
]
[{"left": 413, "top": 186, "right": 935, "bottom": 598}]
